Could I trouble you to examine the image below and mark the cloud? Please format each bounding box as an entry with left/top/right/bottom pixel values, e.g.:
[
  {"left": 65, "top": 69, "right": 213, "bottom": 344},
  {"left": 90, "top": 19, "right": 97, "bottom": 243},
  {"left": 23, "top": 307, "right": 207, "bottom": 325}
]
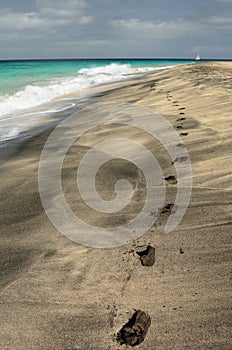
[
  {"left": 206, "top": 15, "right": 232, "bottom": 28},
  {"left": 0, "top": 9, "right": 45, "bottom": 30},
  {"left": 36, "top": 0, "right": 87, "bottom": 20},
  {"left": 0, "top": 0, "right": 231, "bottom": 58},
  {"left": 111, "top": 18, "right": 195, "bottom": 38},
  {"left": 0, "top": 0, "right": 93, "bottom": 35},
  {"left": 111, "top": 9, "right": 232, "bottom": 40}
]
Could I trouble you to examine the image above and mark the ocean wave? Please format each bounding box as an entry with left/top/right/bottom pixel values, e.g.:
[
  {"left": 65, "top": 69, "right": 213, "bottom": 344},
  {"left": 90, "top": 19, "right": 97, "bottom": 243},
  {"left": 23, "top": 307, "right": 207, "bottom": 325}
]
[
  {"left": 0, "top": 62, "right": 174, "bottom": 142},
  {"left": 0, "top": 63, "right": 139, "bottom": 118}
]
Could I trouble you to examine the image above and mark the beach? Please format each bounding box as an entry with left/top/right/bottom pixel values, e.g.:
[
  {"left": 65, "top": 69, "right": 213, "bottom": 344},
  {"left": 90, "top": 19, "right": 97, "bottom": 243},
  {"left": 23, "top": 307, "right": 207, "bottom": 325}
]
[{"left": 0, "top": 62, "right": 231, "bottom": 349}]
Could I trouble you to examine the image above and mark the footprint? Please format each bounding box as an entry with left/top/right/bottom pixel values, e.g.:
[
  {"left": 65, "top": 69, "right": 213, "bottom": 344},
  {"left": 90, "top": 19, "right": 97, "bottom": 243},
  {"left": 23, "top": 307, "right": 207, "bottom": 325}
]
[
  {"left": 175, "top": 125, "right": 183, "bottom": 129},
  {"left": 176, "top": 117, "right": 186, "bottom": 121},
  {"left": 179, "top": 132, "right": 189, "bottom": 136},
  {"left": 179, "top": 107, "right": 186, "bottom": 110},
  {"left": 150, "top": 83, "right": 156, "bottom": 91},
  {"left": 175, "top": 142, "right": 185, "bottom": 148},
  {"left": 43, "top": 249, "right": 57, "bottom": 258},
  {"left": 116, "top": 310, "right": 151, "bottom": 347},
  {"left": 135, "top": 245, "right": 156, "bottom": 267},
  {"left": 164, "top": 175, "right": 177, "bottom": 184},
  {"left": 172, "top": 155, "right": 189, "bottom": 164},
  {"left": 179, "top": 247, "right": 184, "bottom": 254},
  {"left": 108, "top": 304, "right": 117, "bottom": 328},
  {"left": 173, "top": 101, "right": 178, "bottom": 103},
  {"left": 179, "top": 112, "right": 185, "bottom": 115},
  {"left": 161, "top": 203, "right": 175, "bottom": 214}
]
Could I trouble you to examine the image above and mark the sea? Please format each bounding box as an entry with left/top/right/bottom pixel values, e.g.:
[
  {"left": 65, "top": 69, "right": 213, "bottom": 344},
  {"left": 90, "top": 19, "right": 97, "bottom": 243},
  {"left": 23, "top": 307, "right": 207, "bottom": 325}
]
[{"left": 0, "top": 58, "right": 206, "bottom": 146}]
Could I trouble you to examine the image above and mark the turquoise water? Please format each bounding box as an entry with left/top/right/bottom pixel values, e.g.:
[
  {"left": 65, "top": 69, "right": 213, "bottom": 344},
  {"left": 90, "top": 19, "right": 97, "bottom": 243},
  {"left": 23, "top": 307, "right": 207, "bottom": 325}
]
[
  {"left": 0, "top": 59, "right": 194, "bottom": 95},
  {"left": 0, "top": 60, "right": 84, "bottom": 94},
  {"left": 0, "top": 58, "right": 204, "bottom": 141}
]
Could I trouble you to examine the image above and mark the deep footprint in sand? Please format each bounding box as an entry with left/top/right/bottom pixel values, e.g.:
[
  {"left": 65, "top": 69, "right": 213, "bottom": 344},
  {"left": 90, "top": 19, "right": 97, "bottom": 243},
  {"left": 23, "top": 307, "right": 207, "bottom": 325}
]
[
  {"left": 116, "top": 310, "right": 151, "bottom": 347},
  {"left": 176, "top": 117, "right": 186, "bottom": 121},
  {"left": 179, "top": 132, "right": 189, "bottom": 136},
  {"left": 135, "top": 245, "right": 156, "bottom": 267},
  {"left": 164, "top": 175, "right": 177, "bottom": 184},
  {"left": 175, "top": 125, "right": 183, "bottom": 129},
  {"left": 161, "top": 203, "right": 173, "bottom": 213},
  {"left": 179, "top": 107, "right": 186, "bottom": 110},
  {"left": 150, "top": 82, "right": 156, "bottom": 90}
]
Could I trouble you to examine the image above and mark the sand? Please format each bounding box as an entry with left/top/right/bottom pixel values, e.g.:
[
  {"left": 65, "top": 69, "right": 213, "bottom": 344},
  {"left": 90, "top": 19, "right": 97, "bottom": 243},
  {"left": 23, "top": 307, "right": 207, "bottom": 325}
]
[{"left": 0, "top": 62, "right": 231, "bottom": 349}]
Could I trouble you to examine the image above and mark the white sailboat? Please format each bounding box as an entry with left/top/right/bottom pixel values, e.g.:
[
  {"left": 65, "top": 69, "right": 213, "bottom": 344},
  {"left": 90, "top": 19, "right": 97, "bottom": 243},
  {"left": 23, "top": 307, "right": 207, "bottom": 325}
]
[{"left": 195, "top": 54, "right": 201, "bottom": 61}]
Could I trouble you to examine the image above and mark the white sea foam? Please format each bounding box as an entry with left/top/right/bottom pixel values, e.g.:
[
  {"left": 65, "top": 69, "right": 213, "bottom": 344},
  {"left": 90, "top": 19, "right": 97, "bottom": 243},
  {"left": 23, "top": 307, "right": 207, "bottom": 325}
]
[
  {"left": 78, "top": 63, "right": 133, "bottom": 76},
  {"left": 1, "top": 126, "right": 20, "bottom": 141},
  {"left": 136, "top": 65, "right": 174, "bottom": 73},
  {"left": 0, "top": 102, "right": 77, "bottom": 142},
  {"left": 0, "top": 63, "right": 137, "bottom": 118},
  {"left": 0, "top": 63, "right": 173, "bottom": 142}
]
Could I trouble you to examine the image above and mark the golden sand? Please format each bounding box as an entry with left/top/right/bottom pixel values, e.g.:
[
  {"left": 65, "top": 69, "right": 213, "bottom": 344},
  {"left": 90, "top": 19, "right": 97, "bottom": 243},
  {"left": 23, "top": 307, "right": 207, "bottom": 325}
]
[{"left": 0, "top": 62, "right": 231, "bottom": 349}]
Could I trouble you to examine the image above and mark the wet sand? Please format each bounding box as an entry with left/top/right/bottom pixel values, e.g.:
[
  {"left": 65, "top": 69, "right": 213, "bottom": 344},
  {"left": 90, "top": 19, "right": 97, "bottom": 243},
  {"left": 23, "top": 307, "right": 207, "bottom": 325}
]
[{"left": 0, "top": 62, "right": 232, "bottom": 349}]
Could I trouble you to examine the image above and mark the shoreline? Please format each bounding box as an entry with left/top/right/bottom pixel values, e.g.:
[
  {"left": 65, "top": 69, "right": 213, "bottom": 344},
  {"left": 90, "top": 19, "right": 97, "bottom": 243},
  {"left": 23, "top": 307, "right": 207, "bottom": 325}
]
[
  {"left": 0, "top": 60, "right": 229, "bottom": 156},
  {"left": 0, "top": 70, "right": 154, "bottom": 161},
  {"left": 1, "top": 61, "right": 231, "bottom": 349},
  {"left": 0, "top": 59, "right": 182, "bottom": 131}
]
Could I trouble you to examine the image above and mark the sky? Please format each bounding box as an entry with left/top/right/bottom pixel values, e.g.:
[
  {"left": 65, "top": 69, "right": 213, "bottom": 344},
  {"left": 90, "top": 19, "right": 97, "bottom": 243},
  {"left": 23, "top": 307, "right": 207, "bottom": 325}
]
[{"left": 0, "top": 0, "right": 231, "bottom": 59}]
